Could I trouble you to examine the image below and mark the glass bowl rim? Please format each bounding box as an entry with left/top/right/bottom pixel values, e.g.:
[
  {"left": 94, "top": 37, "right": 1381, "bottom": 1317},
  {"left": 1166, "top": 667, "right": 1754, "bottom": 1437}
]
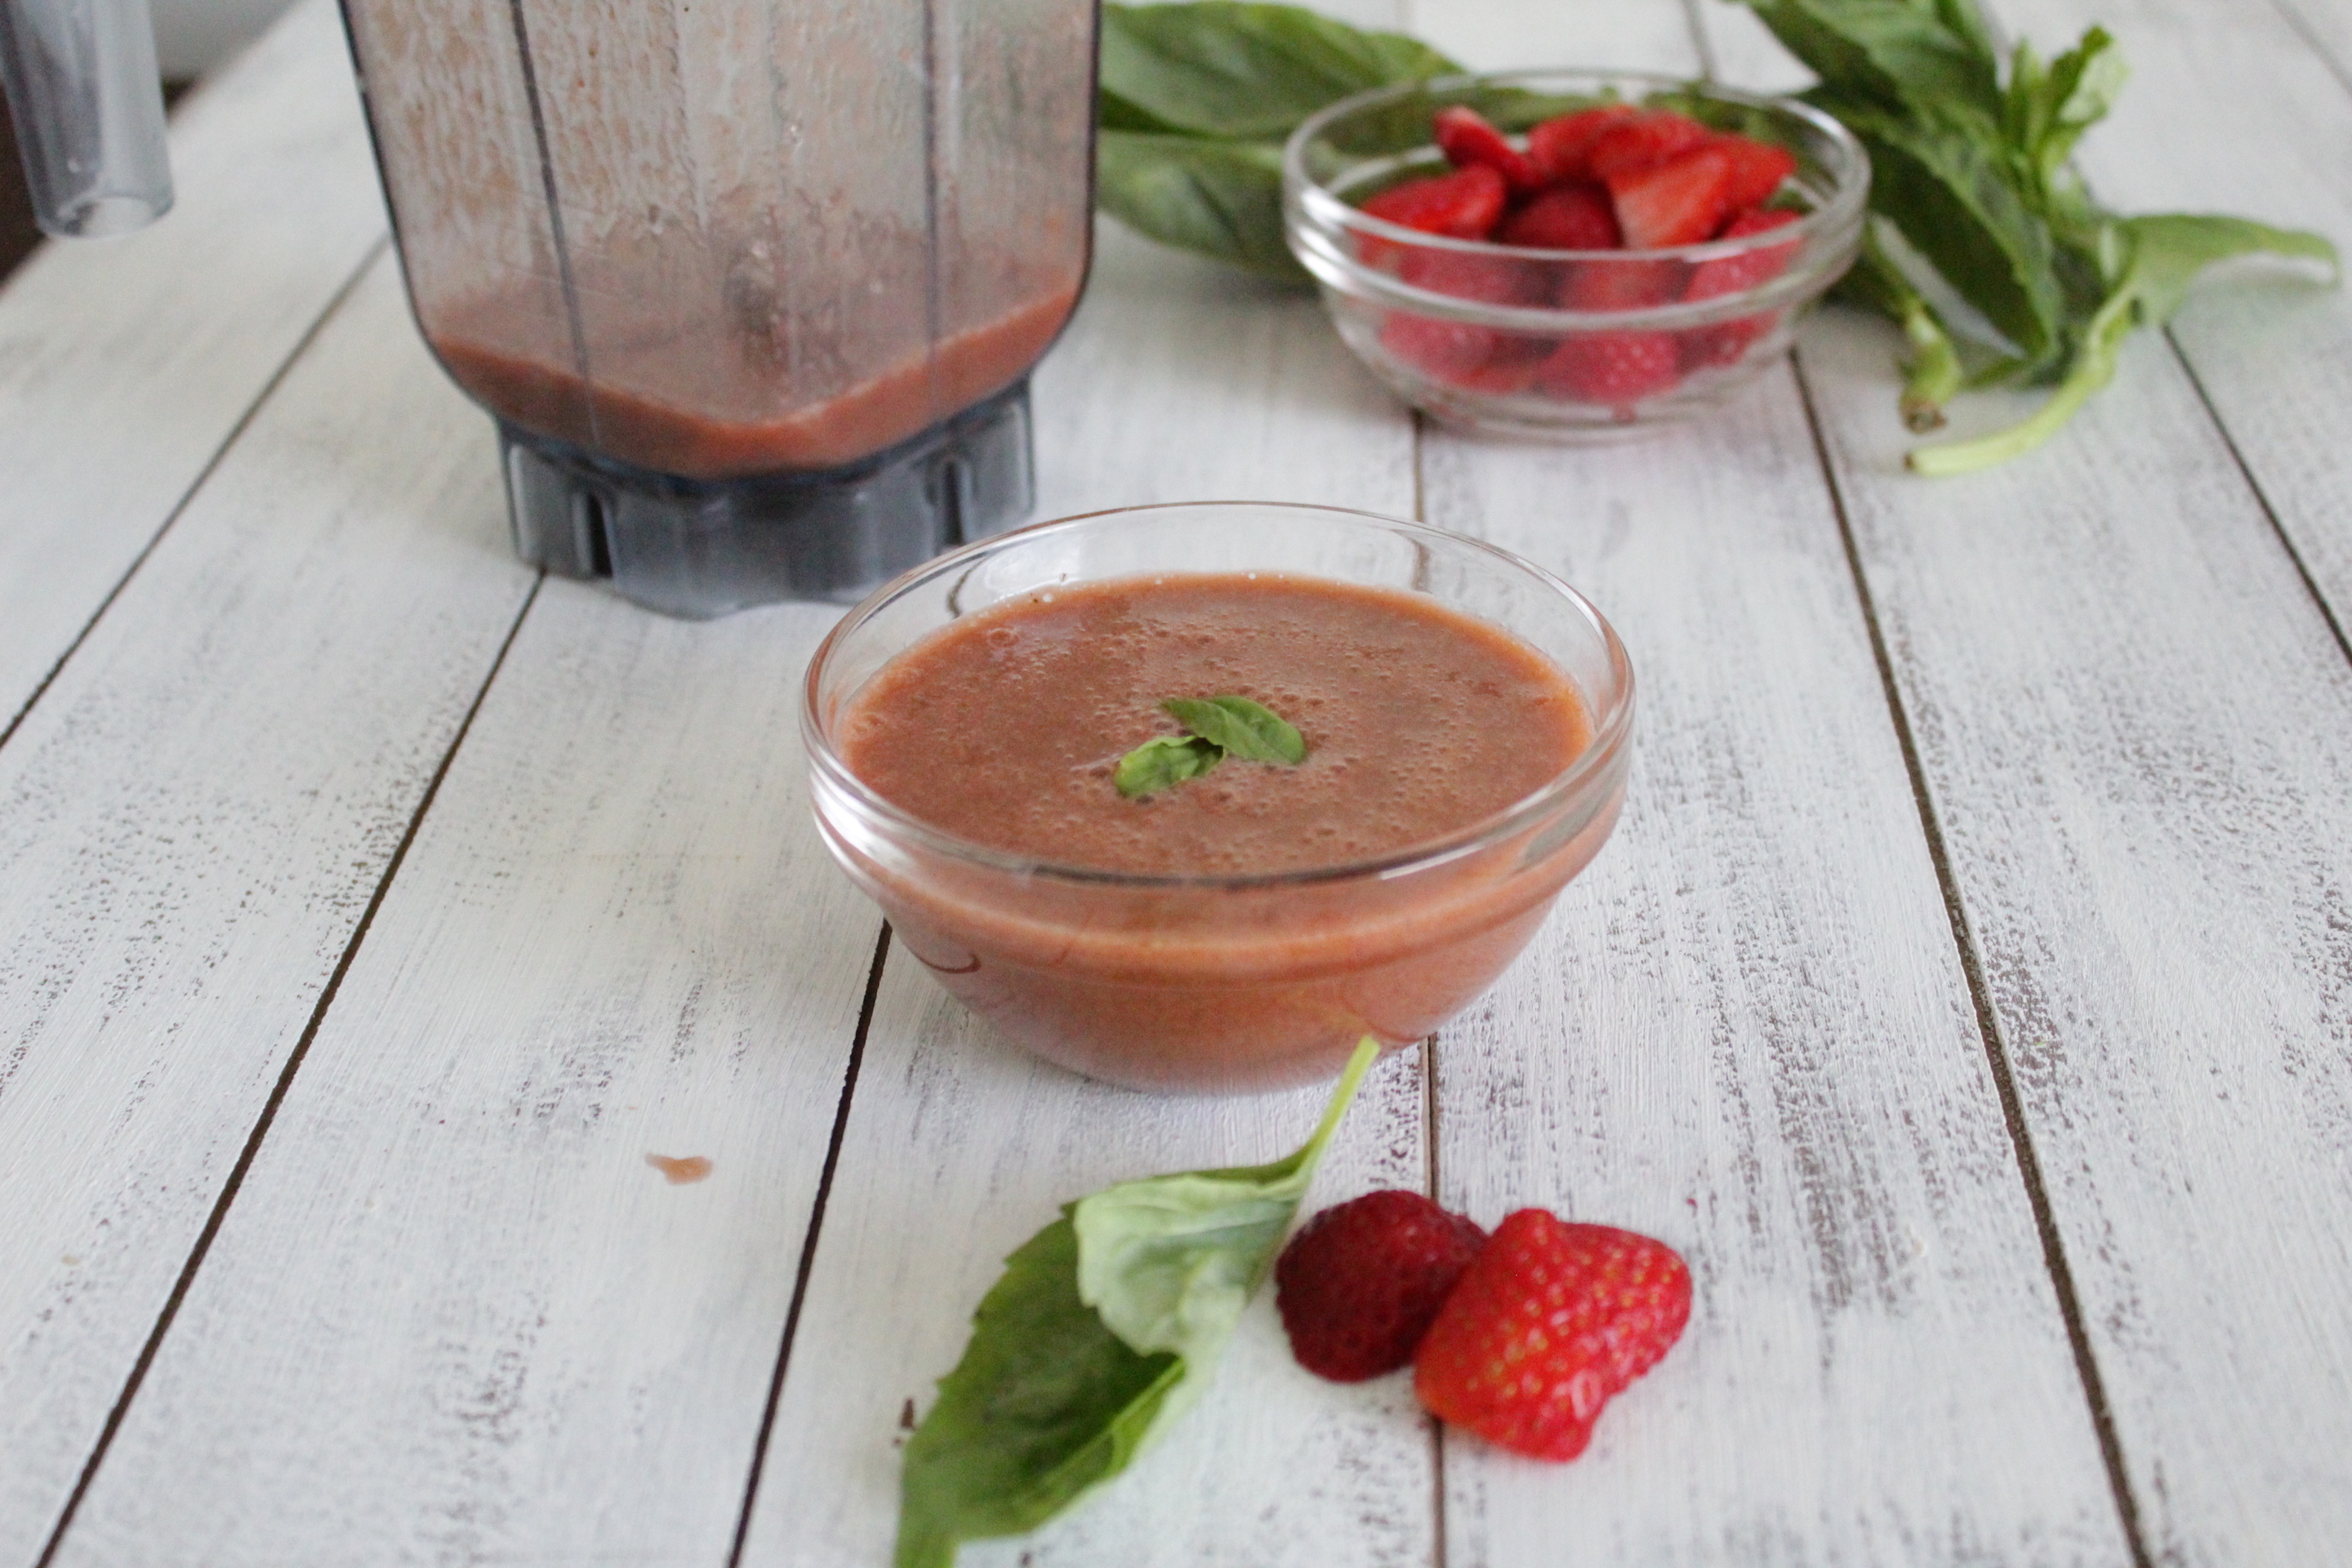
[
  {"left": 1282, "top": 67, "right": 1870, "bottom": 275},
  {"left": 801, "top": 500, "right": 1636, "bottom": 892}
]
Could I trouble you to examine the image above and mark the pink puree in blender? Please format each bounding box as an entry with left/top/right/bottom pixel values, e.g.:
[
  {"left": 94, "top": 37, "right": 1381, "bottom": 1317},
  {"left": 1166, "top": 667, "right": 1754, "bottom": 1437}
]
[{"left": 428, "top": 283, "right": 1080, "bottom": 479}]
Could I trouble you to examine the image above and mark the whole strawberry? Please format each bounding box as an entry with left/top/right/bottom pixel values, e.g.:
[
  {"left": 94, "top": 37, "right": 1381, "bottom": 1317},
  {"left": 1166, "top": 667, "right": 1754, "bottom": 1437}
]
[
  {"left": 1413, "top": 1211, "right": 1690, "bottom": 1461},
  {"left": 1276, "top": 1190, "right": 1488, "bottom": 1382}
]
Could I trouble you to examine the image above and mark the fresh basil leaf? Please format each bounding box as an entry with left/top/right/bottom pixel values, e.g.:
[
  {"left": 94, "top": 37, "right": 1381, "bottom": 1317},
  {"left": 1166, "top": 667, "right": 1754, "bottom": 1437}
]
[
  {"left": 2003, "top": 26, "right": 2125, "bottom": 193},
  {"left": 895, "top": 1037, "right": 1379, "bottom": 1568},
  {"left": 1163, "top": 696, "right": 1307, "bottom": 765},
  {"left": 895, "top": 1215, "right": 1183, "bottom": 1568},
  {"left": 1096, "top": 130, "right": 1307, "bottom": 281},
  {"left": 1817, "top": 92, "right": 2069, "bottom": 369},
  {"left": 1908, "top": 214, "right": 2336, "bottom": 474},
  {"left": 1100, "top": 2, "right": 1459, "bottom": 141},
  {"left": 2115, "top": 212, "right": 2340, "bottom": 326},
  {"left": 1075, "top": 1036, "right": 1378, "bottom": 1370},
  {"left": 1114, "top": 732, "right": 1226, "bottom": 798},
  {"left": 1741, "top": 0, "right": 2002, "bottom": 124}
]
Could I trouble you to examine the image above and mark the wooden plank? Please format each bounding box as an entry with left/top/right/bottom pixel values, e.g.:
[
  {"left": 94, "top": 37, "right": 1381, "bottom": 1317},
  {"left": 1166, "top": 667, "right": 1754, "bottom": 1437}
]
[
  {"left": 0, "top": 0, "right": 385, "bottom": 732},
  {"left": 738, "top": 217, "right": 1437, "bottom": 1568},
  {"left": 1799, "top": 281, "right": 2352, "bottom": 1565},
  {"left": 0, "top": 255, "right": 533, "bottom": 1564},
  {"left": 53, "top": 586, "right": 880, "bottom": 1567},
  {"left": 1383, "top": 5, "right": 2126, "bottom": 1561}
]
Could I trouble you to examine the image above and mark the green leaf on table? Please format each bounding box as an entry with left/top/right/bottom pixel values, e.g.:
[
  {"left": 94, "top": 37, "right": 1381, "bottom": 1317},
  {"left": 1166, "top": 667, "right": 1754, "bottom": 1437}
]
[
  {"left": 1113, "top": 733, "right": 1225, "bottom": 798},
  {"left": 1162, "top": 696, "right": 1307, "bottom": 765},
  {"left": 1101, "top": 2, "right": 1459, "bottom": 140},
  {"left": 1907, "top": 213, "right": 2339, "bottom": 474},
  {"left": 895, "top": 1037, "right": 1380, "bottom": 1568},
  {"left": 2114, "top": 212, "right": 2340, "bottom": 325},
  {"left": 1096, "top": 131, "right": 1306, "bottom": 281}
]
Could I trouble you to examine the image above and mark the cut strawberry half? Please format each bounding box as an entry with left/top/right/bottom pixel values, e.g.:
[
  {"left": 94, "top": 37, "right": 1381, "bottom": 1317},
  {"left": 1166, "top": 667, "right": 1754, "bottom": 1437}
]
[
  {"left": 1497, "top": 182, "right": 1620, "bottom": 251},
  {"left": 1561, "top": 256, "right": 1682, "bottom": 311},
  {"left": 1684, "top": 207, "right": 1802, "bottom": 301},
  {"left": 1399, "top": 247, "right": 1543, "bottom": 310},
  {"left": 1524, "top": 105, "right": 1637, "bottom": 185},
  {"left": 1361, "top": 163, "right": 1509, "bottom": 240},
  {"left": 1678, "top": 208, "right": 1802, "bottom": 369},
  {"left": 1536, "top": 331, "right": 1681, "bottom": 410},
  {"left": 1608, "top": 144, "right": 1735, "bottom": 249},
  {"left": 1585, "top": 109, "right": 1713, "bottom": 182},
  {"left": 1433, "top": 106, "right": 1539, "bottom": 193},
  {"left": 1711, "top": 135, "right": 1798, "bottom": 212},
  {"left": 1380, "top": 311, "right": 1542, "bottom": 394}
]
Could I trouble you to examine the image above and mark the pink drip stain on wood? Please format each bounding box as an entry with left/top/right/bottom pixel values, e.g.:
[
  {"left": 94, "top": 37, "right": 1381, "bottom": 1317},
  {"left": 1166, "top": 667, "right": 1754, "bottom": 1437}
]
[{"left": 645, "top": 1153, "right": 713, "bottom": 1185}]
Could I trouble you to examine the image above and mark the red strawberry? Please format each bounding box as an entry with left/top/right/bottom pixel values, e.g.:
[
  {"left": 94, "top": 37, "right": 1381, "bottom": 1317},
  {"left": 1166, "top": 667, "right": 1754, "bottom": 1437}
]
[
  {"left": 1711, "top": 134, "right": 1799, "bottom": 212},
  {"left": 1380, "top": 312, "right": 1542, "bottom": 394},
  {"left": 1433, "top": 105, "right": 1539, "bottom": 192},
  {"left": 1497, "top": 182, "right": 1620, "bottom": 251},
  {"left": 1684, "top": 207, "right": 1802, "bottom": 299},
  {"left": 1399, "top": 246, "right": 1542, "bottom": 305},
  {"left": 1535, "top": 330, "right": 1682, "bottom": 411},
  {"left": 1414, "top": 1212, "right": 1691, "bottom": 1461},
  {"left": 1276, "top": 1191, "right": 1490, "bottom": 1381},
  {"left": 1561, "top": 256, "right": 1682, "bottom": 311},
  {"left": 1524, "top": 105, "right": 1637, "bottom": 185},
  {"left": 1361, "top": 163, "right": 1508, "bottom": 240},
  {"left": 1679, "top": 209, "right": 1802, "bottom": 368},
  {"left": 1584, "top": 109, "right": 1713, "bottom": 181},
  {"left": 1608, "top": 144, "right": 1735, "bottom": 249}
]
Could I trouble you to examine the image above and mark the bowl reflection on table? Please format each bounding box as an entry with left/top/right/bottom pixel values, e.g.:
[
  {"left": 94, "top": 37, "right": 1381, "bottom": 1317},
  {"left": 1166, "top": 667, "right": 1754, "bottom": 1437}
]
[
  {"left": 1284, "top": 71, "right": 1869, "bottom": 439},
  {"left": 800, "top": 502, "right": 1634, "bottom": 1093}
]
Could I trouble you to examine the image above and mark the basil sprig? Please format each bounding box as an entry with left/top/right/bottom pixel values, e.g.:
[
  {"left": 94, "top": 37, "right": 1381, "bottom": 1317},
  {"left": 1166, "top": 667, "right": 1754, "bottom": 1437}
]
[
  {"left": 895, "top": 1037, "right": 1380, "bottom": 1568},
  {"left": 1738, "top": 0, "right": 2336, "bottom": 470},
  {"left": 1114, "top": 695, "right": 1306, "bottom": 798}
]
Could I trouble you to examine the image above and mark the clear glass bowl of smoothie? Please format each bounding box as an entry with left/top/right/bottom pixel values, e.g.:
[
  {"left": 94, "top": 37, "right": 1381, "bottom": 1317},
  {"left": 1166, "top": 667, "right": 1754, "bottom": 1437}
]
[{"left": 802, "top": 502, "right": 1634, "bottom": 1092}]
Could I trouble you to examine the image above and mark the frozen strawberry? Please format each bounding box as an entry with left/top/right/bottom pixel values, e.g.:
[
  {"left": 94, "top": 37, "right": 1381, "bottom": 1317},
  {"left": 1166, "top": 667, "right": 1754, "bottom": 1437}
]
[
  {"left": 1497, "top": 182, "right": 1620, "bottom": 251},
  {"left": 1524, "top": 105, "right": 1637, "bottom": 185},
  {"left": 1535, "top": 331, "right": 1681, "bottom": 409},
  {"left": 1276, "top": 1190, "right": 1490, "bottom": 1382},
  {"left": 1361, "top": 163, "right": 1509, "bottom": 240},
  {"left": 1584, "top": 109, "right": 1713, "bottom": 181},
  {"left": 1679, "top": 208, "right": 1802, "bottom": 367},
  {"left": 1414, "top": 1212, "right": 1690, "bottom": 1461},
  {"left": 1608, "top": 143, "right": 1735, "bottom": 249},
  {"left": 1433, "top": 105, "right": 1539, "bottom": 192},
  {"left": 1711, "top": 134, "right": 1798, "bottom": 212}
]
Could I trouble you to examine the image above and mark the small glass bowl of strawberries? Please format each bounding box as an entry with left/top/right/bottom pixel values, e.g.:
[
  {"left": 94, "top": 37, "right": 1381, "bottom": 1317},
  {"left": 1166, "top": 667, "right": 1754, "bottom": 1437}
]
[{"left": 1283, "top": 71, "right": 1869, "bottom": 438}]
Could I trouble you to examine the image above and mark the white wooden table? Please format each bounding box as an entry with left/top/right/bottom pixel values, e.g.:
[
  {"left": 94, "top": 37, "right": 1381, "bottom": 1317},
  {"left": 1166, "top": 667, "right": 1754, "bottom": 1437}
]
[{"left": 3, "top": 0, "right": 2348, "bottom": 1563}]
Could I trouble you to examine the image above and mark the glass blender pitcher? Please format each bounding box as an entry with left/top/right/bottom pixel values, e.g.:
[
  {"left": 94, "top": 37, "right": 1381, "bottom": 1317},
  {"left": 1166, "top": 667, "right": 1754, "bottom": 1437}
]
[
  {"left": 344, "top": 0, "right": 1098, "bottom": 615},
  {"left": 0, "top": 0, "right": 1098, "bottom": 617}
]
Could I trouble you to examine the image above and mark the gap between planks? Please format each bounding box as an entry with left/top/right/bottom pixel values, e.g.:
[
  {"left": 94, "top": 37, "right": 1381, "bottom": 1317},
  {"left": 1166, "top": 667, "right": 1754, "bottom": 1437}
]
[
  {"left": 0, "top": 237, "right": 390, "bottom": 760},
  {"left": 1785, "top": 350, "right": 2158, "bottom": 1568},
  {"left": 30, "top": 571, "right": 547, "bottom": 1568},
  {"left": 728, "top": 922, "right": 893, "bottom": 1568}
]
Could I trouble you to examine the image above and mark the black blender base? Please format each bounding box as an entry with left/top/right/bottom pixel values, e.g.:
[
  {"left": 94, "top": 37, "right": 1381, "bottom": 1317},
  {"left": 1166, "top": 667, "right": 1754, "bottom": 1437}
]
[{"left": 501, "top": 380, "right": 1034, "bottom": 617}]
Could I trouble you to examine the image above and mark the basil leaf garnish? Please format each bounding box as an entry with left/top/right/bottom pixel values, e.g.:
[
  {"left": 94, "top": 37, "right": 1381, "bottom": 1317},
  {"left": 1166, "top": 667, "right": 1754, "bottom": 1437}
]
[
  {"left": 1113, "top": 734, "right": 1223, "bottom": 798},
  {"left": 895, "top": 1038, "right": 1381, "bottom": 1568},
  {"left": 1162, "top": 695, "right": 1307, "bottom": 765}
]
